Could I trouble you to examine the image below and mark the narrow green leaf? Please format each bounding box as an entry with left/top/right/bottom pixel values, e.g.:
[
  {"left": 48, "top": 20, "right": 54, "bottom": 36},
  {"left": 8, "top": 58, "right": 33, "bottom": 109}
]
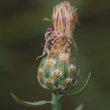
[
  {"left": 62, "top": 72, "right": 91, "bottom": 96},
  {"left": 10, "top": 92, "right": 52, "bottom": 108},
  {"left": 75, "top": 104, "right": 84, "bottom": 110}
]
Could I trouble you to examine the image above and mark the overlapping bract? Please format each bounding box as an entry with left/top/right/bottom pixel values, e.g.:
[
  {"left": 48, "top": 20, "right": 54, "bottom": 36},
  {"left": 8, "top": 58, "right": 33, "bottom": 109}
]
[{"left": 37, "top": 52, "right": 79, "bottom": 92}]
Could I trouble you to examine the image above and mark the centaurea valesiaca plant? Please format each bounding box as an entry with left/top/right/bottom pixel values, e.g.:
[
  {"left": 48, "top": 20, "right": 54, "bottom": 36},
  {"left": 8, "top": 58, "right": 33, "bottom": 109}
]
[{"left": 11, "top": 1, "right": 91, "bottom": 110}]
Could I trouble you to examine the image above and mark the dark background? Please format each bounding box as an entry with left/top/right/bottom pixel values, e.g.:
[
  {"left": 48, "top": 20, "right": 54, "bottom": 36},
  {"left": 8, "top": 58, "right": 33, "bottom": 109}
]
[{"left": 0, "top": 0, "right": 110, "bottom": 110}]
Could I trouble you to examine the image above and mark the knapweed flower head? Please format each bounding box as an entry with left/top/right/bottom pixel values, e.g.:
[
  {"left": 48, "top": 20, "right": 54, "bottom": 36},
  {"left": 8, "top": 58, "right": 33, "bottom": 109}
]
[
  {"left": 37, "top": 1, "right": 79, "bottom": 92},
  {"left": 11, "top": 2, "right": 91, "bottom": 110}
]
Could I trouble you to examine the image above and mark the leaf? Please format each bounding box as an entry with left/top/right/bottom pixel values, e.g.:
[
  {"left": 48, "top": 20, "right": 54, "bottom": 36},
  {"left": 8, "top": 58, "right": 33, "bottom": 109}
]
[
  {"left": 62, "top": 72, "right": 91, "bottom": 96},
  {"left": 75, "top": 104, "right": 84, "bottom": 110},
  {"left": 10, "top": 92, "right": 52, "bottom": 108}
]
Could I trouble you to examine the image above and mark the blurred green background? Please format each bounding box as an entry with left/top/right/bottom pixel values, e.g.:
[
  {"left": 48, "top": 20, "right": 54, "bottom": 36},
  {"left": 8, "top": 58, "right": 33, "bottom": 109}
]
[{"left": 0, "top": 0, "right": 110, "bottom": 110}]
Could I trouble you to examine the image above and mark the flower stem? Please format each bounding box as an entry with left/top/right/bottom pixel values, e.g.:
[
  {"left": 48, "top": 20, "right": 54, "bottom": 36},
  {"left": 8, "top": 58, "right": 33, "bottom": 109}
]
[{"left": 52, "top": 92, "right": 62, "bottom": 110}]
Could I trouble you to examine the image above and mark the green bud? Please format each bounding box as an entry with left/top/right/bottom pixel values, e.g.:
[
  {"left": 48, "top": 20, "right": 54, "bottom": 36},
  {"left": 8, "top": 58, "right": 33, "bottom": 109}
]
[{"left": 37, "top": 53, "right": 79, "bottom": 92}]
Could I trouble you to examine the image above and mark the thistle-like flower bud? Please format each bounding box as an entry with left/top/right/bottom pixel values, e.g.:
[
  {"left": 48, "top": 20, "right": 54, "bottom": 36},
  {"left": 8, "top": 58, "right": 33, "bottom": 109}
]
[{"left": 37, "top": 2, "right": 79, "bottom": 92}]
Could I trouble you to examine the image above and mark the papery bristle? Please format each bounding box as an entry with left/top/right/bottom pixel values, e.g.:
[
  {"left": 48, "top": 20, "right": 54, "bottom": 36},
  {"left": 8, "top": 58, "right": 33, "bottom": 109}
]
[{"left": 52, "top": 1, "right": 78, "bottom": 38}]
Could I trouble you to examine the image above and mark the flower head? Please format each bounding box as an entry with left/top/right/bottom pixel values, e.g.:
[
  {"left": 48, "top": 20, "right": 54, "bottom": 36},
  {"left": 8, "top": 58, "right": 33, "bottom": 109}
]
[{"left": 37, "top": 1, "right": 79, "bottom": 92}]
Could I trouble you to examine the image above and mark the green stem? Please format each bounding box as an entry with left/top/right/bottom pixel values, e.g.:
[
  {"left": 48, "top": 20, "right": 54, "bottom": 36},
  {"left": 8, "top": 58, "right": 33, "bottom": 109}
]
[{"left": 52, "top": 92, "right": 62, "bottom": 110}]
